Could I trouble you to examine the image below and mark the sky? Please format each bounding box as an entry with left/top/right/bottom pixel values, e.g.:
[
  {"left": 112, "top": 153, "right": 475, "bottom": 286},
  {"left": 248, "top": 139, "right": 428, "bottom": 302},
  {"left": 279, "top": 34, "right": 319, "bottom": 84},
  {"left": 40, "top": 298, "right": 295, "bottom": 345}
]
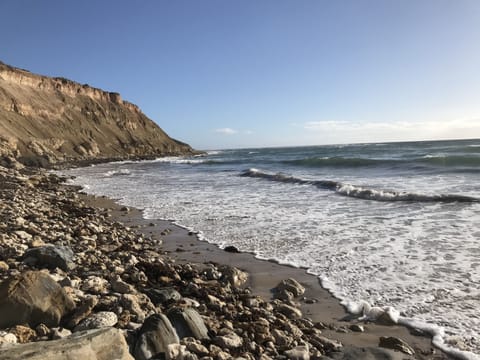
[{"left": 1, "top": 0, "right": 480, "bottom": 150}]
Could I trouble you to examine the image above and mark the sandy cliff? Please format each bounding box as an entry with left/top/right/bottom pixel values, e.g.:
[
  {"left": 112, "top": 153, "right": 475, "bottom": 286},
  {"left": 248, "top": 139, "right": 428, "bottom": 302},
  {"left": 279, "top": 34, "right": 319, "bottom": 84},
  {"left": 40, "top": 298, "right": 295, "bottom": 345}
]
[{"left": 0, "top": 61, "right": 193, "bottom": 167}]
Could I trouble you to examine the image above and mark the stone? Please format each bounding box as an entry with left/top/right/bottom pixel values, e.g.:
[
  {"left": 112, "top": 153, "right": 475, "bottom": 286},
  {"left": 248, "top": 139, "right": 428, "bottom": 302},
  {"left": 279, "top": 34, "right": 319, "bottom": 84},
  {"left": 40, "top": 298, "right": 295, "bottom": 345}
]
[
  {"left": 10, "top": 325, "right": 36, "bottom": 343},
  {"left": 224, "top": 245, "right": 240, "bottom": 253},
  {"left": 285, "top": 345, "right": 310, "bottom": 360},
  {"left": 379, "top": 336, "right": 415, "bottom": 356},
  {"left": 134, "top": 314, "right": 180, "bottom": 360},
  {"left": 23, "top": 245, "right": 74, "bottom": 271},
  {"left": 168, "top": 308, "right": 209, "bottom": 340},
  {"left": 213, "top": 330, "right": 243, "bottom": 349},
  {"left": 0, "top": 333, "right": 17, "bottom": 347},
  {"left": 0, "top": 327, "right": 133, "bottom": 360},
  {"left": 218, "top": 265, "right": 248, "bottom": 288},
  {"left": 349, "top": 324, "right": 364, "bottom": 332},
  {"left": 274, "top": 278, "right": 305, "bottom": 297},
  {"left": 51, "top": 327, "right": 72, "bottom": 340},
  {"left": 145, "top": 287, "right": 182, "bottom": 305},
  {"left": 0, "top": 271, "right": 75, "bottom": 328},
  {"left": 66, "top": 296, "right": 98, "bottom": 328},
  {"left": 35, "top": 324, "right": 50, "bottom": 337},
  {"left": 276, "top": 303, "right": 302, "bottom": 319},
  {"left": 0, "top": 261, "right": 8, "bottom": 271},
  {"left": 111, "top": 278, "right": 135, "bottom": 294},
  {"left": 74, "top": 311, "right": 118, "bottom": 331},
  {"left": 81, "top": 276, "right": 108, "bottom": 294},
  {"left": 311, "top": 335, "right": 342, "bottom": 352}
]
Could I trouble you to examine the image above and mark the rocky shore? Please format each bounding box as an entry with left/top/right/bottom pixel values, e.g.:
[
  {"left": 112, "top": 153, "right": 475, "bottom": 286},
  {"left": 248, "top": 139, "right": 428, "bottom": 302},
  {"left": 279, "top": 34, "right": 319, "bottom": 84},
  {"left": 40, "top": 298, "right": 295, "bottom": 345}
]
[{"left": 0, "top": 162, "right": 452, "bottom": 360}]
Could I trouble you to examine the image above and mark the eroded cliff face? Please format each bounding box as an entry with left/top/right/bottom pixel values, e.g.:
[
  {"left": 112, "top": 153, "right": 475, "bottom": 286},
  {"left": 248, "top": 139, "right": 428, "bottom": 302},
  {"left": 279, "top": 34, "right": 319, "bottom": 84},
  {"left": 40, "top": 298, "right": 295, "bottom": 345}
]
[{"left": 0, "top": 61, "right": 194, "bottom": 167}]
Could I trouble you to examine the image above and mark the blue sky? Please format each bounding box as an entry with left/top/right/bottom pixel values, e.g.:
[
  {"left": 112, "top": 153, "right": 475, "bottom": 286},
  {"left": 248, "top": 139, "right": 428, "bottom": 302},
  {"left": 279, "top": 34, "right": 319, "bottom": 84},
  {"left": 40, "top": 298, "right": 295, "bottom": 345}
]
[{"left": 1, "top": 1, "right": 480, "bottom": 150}]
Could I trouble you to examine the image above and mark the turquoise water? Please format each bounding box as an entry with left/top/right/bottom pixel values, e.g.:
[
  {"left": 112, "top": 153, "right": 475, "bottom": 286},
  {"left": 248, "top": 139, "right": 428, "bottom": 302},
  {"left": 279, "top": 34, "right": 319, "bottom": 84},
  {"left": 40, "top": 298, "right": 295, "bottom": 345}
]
[{"left": 64, "top": 139, "right": 480, "bottom": 358}]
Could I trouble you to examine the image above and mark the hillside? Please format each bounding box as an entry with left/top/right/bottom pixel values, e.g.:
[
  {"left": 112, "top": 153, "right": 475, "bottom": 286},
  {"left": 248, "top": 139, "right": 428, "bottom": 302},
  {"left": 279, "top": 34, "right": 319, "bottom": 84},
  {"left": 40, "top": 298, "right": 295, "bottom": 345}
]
[{"left": 0, "top": 61, "right": 194, "bottom": 167}]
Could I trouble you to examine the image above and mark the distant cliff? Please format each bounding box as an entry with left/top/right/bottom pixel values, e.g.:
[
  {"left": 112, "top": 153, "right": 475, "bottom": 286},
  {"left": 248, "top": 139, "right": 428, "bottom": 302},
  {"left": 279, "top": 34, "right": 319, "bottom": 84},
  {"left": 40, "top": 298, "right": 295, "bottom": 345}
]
[{"left": 0, "top": 61, "right": 194, "bottom": 167}]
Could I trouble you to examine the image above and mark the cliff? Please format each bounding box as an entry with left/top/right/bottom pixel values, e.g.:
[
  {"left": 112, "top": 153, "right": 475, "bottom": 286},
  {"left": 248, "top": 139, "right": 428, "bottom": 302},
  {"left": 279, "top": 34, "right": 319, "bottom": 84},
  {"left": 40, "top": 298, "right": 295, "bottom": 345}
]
[{"left": 0, "top": 61, "right": 194, "bottom": 167}]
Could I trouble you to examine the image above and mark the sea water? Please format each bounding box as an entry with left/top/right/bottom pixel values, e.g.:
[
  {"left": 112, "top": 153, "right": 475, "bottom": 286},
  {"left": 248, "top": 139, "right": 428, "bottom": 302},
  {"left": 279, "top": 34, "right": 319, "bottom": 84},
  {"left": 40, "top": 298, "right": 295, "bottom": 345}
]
[{"left": 62, "top": 139, "right": 480, "bottom": 358}]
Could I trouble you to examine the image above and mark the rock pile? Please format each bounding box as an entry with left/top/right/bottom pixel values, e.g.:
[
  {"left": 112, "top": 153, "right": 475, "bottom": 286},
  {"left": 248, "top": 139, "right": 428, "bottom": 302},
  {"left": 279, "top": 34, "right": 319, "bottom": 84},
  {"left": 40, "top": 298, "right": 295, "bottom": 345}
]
[{"left": 0, "top": 165, "right": 426, "bottom": 359}]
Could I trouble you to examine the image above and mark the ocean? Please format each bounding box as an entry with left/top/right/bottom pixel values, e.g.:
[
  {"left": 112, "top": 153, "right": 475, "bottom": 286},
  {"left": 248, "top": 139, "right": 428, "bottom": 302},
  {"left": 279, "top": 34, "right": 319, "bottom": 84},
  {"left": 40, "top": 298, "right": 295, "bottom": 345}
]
[{"left": 62, "top": 139, "right": 480, "bottom": 358}]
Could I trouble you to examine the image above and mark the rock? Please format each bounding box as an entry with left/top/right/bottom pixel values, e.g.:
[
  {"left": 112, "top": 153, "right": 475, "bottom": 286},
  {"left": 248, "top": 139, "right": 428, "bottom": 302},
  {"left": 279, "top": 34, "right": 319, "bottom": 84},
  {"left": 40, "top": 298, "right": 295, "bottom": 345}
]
[
  {"left": 0, "top": 327, "right": 133, "bottom": 360},
  {"left": 224, "top": 245, "right": 240, "bottom": 253},
  {"left": 81, "top": 276, "right": 109, "bottom": 294},
  {"left": 66, "top": 296, "right": 98, "bottom": 328},
  {"left": 379, "top": 336, "right": 415, "bottom": 356},
  {"left": 167, "top": 308, "right": 209, "bottom": 340},
  {"left": 274, "top": 278, "right": 305, "bottom": 298},
  {"left": 276, "top": 303, "right": 302, "bottom": 319},
  {"left": 35, "top": 324, "right": 50, "bottom": 337},
  {"left": 145, "top": 287, "right": 182, "bottom": 305},
  {"left": 74, "top": 311, "right": 118, "bottom": 331},
  {"left": 10, "top": 325, "right": 36, "bottom": 343},
  {"left": 134, "top": 314, "right": 179, "bottom": 360},
  {"left": 121, "top": 293, "right": 153, "bottom": 323},
  {"left": 311, "top": 335, "right": 342, "bottom": 352},
  {"left": 51, "top": 327, "right": 72, "bottom": 340},
  {"left": 349, "top": 324, "right": 364, "bottom": 332},
  {"left": 218, "top": 265, "right": 248, "bottom": 288},
  {"left": 185, "top": 341, "right": 209, "bottom": 356},
  {"left": 285, "top": 345, "right": 310, "bottom": 360},
  {"left": 23, "top": 245, "right": 74, "bottom": 271},
  {"left": 111, "top": 278, "right": 135, "bottom": 294},
  {"left": 0, "top": 332, "right": 17, "bottom": 347},
  {"left": 0, "top": 261, "right": 9, "bottom": 271},
  {"left": 213, "top": 330, "right": 243, "bottom": 349},
  {"left": 0, "top": 271, "right": 75, "bottom": 328}
]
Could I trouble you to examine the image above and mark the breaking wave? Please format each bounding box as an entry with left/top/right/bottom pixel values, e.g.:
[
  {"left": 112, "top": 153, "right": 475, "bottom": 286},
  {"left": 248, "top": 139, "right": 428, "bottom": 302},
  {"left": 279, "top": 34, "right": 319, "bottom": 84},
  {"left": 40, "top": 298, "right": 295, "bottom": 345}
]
[{"left": 241, "top": 168, "right": 479, "bottom": 203}]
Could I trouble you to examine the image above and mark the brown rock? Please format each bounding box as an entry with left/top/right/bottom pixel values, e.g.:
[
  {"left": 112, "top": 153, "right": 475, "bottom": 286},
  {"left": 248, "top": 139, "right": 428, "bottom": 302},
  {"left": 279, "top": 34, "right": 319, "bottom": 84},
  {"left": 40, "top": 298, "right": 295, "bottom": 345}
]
[{"left": 0, "top": 271, "right": 75, "bottom": 328}]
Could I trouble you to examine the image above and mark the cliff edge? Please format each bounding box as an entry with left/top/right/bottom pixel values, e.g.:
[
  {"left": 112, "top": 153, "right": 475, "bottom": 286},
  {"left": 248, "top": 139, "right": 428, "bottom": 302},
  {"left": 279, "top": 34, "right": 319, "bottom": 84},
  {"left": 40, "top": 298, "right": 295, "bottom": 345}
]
[{"left": 0, "top": 61, "right": 194, "bottom": 167}]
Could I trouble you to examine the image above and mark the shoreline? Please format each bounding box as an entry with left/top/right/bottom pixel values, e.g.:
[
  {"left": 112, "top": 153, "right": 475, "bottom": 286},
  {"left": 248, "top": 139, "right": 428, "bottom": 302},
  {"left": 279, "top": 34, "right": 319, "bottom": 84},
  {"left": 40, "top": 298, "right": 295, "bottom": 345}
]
[{"left": 82, "top": 190, "right": 453, "bottom": 359}]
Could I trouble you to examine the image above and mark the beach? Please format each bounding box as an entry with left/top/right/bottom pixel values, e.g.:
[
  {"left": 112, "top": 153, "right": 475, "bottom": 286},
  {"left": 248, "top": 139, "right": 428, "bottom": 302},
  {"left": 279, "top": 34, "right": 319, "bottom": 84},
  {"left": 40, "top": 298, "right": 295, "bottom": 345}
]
[{"left": 0, "top": 162, "right": 455, "bottom": 359}]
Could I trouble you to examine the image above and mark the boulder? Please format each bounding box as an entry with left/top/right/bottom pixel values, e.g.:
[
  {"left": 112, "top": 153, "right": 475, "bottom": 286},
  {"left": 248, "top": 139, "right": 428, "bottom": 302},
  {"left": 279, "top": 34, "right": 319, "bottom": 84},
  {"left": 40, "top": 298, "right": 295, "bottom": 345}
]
[
  {"left": 274, "top": 278, "right": 305, "bottom": 298},
  {"left": 134, "top": 314, "right": 179, "bottom": 360},
  {"left": 145, "top": 287, "right": 182, "bottom": 305},
  {"left": 23, "top": 245, "right": 74, "bottom": 271},
  {"left": 0, "top": 271, "right": 75, "bottom": 328},
  {"left": 0, "top": 327, "right": 133, "bottom": 360},
  {"left": 167, "top": 308, "right": 209, "bottom": 340}
]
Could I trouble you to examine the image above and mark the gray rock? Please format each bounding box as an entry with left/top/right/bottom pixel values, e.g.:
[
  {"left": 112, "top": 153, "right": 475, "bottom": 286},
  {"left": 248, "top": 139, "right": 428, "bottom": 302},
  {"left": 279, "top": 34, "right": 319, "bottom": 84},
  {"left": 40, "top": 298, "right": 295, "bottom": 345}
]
[
  {"left": 0, "top": 327, "right": 133, "bottom": 360},
  {"left": 218, "top": 265, "right": 248, "bottom": 288},
  {"left": 274, "top": 278, "right": 305, "bottom": 298},
  {"left": 145, "top": 287, "right": 182, "bottom": 305},
  {"left": 0, "top": 271, "right": 75, "bottom": 328},
  {"left": 74, "top": 311, "right": 118, "bottom": 331},
  {"left": 167, "top": 308, "right": 209, "bottom": 340},
  {"left": 285, "top": 345, "right": 310, "bottom": 360},
  {"left": 378, "top": 337, "right": 415, "bottom": 356},
  {"left": 23, "top": 245, "right": 74, "bottom": 271},
  {"left": 134, "top": 314, "right": 179, "bottom": 360},
  {"left": 276, "top": 303, "right": 302, "bottom": 319},
  {"left": 213, "top": 329, "right": 243, "bottom": 349}
]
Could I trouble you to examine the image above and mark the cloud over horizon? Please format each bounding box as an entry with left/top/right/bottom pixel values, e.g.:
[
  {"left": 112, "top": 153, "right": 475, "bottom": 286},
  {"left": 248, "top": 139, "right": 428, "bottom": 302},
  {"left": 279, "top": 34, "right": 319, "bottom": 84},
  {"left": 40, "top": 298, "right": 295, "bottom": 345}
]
[{"left": 214, "top": 127, "right": 238, "bottom": 135}]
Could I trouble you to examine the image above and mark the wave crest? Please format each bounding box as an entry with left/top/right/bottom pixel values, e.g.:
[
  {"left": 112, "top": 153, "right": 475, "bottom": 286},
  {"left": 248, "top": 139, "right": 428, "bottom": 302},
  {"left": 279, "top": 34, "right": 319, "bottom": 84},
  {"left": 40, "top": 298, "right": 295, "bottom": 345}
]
[{"left": 241, "top": 168, "right": 479, "bottom": 203}]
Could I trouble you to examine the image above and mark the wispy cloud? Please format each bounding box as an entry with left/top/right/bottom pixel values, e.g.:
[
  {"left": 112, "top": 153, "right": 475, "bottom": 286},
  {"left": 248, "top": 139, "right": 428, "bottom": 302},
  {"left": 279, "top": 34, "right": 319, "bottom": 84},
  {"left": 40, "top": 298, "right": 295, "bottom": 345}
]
[
  {"left": 303, "top": 118, "right": 480, "bottom": 143},
  {"left": 214, "top": 128, "right": 238, "bottom": 135}
]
